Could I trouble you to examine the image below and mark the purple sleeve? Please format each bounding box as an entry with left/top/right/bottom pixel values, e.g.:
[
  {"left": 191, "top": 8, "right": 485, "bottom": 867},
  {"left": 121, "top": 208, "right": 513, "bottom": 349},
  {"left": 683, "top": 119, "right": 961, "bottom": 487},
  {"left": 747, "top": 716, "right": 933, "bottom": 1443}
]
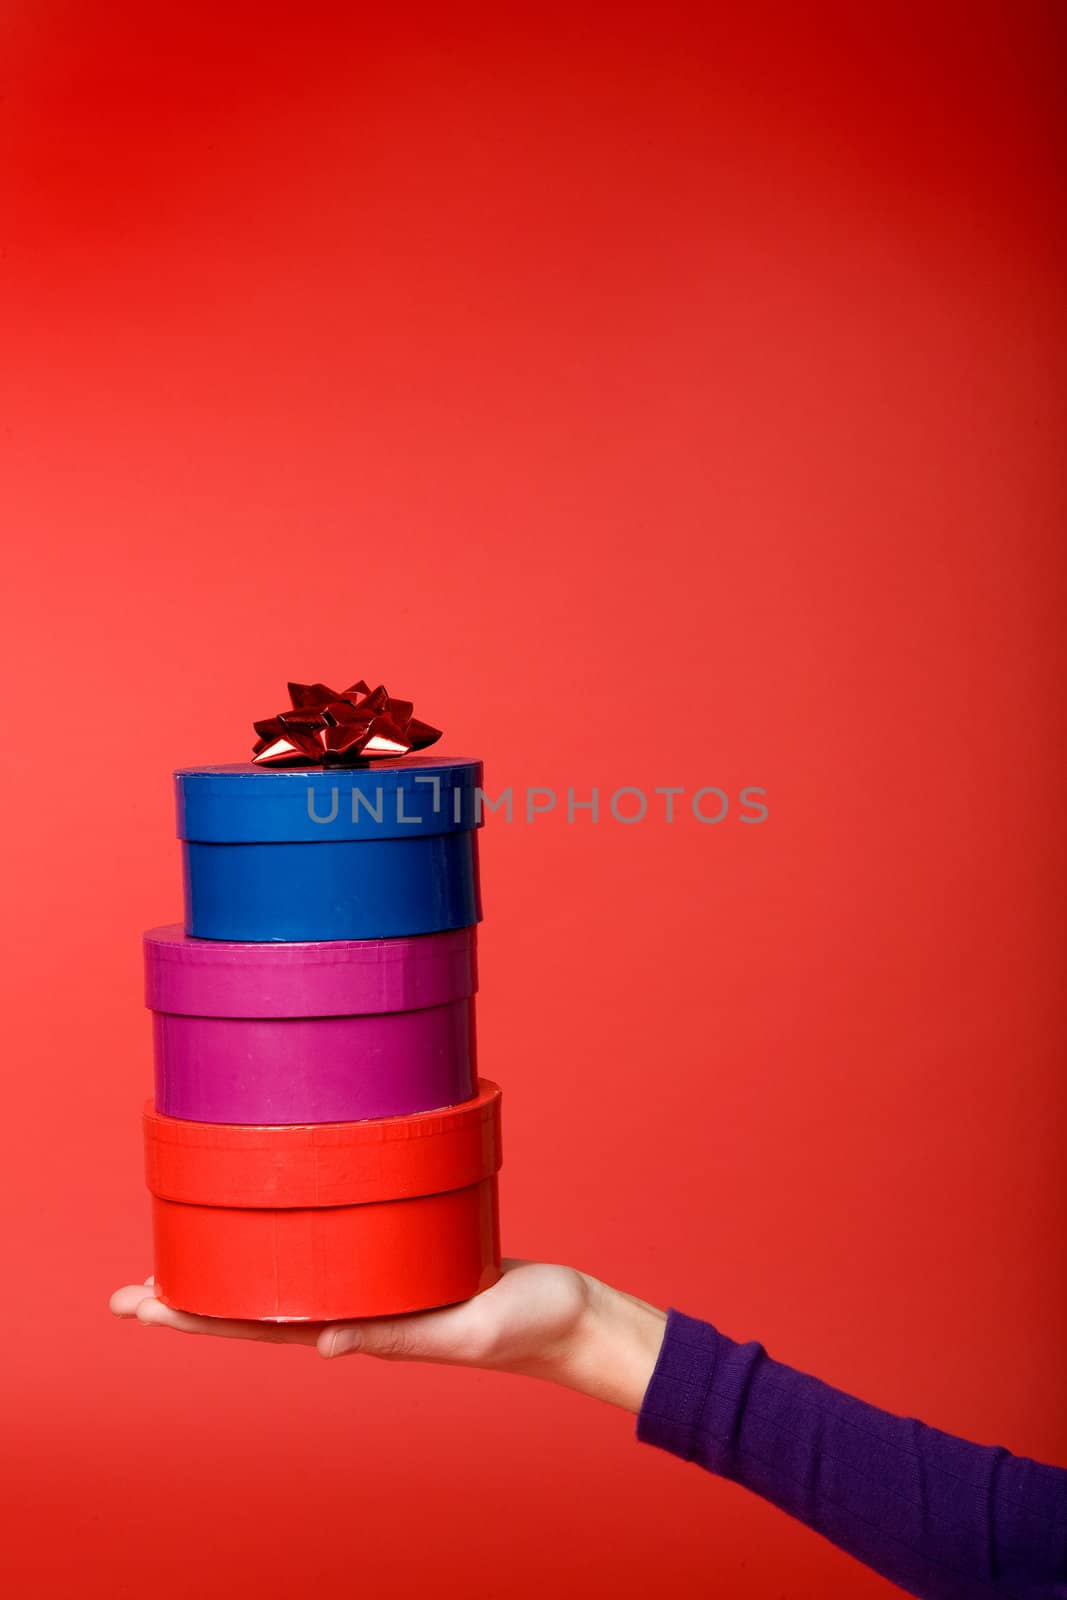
[{"left": 636, "top": 1310, "right": 1067, "bottom": 1600}]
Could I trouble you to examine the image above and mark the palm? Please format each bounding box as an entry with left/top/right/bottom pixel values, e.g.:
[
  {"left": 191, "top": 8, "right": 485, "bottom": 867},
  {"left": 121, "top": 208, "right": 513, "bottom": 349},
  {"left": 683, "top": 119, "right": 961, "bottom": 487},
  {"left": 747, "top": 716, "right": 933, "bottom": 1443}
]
[{"left": 386, "top": 1261, "right": 593, "bottom": 1370}]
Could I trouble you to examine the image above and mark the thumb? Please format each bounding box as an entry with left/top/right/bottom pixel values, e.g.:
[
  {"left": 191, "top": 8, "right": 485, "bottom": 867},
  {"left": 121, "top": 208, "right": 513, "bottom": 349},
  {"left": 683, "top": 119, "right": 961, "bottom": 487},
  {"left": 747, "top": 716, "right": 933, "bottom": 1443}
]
[
  {"left": 316, "top": 1294, "right": 486, "bottom": 1364},
  {"left": 317, "top": 1313, "right": 438, "bottom": 1362}
]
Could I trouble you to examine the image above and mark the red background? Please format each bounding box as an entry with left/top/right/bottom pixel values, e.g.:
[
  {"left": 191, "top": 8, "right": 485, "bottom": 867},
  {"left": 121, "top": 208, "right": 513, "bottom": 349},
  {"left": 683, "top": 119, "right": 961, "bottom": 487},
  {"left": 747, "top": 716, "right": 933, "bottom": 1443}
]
[{"left": 1, "top": 5, "right": 1064, "bottom": 1596}]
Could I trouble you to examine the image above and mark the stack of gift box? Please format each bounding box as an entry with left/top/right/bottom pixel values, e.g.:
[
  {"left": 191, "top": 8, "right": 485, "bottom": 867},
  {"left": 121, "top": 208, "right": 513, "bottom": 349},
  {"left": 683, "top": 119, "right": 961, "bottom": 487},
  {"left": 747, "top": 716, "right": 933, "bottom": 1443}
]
[{"left": 140, "top": 690, "right": 501, "bottom": 1322}]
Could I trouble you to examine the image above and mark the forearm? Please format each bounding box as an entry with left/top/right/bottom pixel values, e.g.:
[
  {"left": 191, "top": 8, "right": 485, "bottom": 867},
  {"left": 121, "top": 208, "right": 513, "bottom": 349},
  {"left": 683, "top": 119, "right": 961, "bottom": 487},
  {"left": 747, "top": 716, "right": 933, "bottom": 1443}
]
[
  {"left": 112, "top": 1259, "right": 1067, "bottom": 1600},
  {"left": 637, "top": 1310, "right": 1067, "bottom": 1600}
]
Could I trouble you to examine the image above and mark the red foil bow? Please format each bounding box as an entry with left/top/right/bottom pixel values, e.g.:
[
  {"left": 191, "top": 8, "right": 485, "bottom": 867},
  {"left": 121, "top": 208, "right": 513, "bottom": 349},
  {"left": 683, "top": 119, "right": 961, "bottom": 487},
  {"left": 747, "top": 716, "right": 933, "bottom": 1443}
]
[{"left": 252, "top": 680, "right": 443, "bottom": 767}]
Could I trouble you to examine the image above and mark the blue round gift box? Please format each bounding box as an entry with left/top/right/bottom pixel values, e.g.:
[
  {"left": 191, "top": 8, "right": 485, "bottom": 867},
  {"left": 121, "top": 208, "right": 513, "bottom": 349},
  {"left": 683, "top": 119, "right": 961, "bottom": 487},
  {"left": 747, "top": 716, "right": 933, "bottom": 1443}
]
[{"left": 176, "top": 757, "right": 483, "bottom": 942}]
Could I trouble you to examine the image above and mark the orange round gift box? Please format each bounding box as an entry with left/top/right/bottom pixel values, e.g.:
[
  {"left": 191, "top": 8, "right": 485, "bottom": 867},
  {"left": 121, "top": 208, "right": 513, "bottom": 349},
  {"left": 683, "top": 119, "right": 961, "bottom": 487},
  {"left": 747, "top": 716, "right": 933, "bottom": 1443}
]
[{"left": 144, "top": 1080, "right": 502, "bottom": 1321}]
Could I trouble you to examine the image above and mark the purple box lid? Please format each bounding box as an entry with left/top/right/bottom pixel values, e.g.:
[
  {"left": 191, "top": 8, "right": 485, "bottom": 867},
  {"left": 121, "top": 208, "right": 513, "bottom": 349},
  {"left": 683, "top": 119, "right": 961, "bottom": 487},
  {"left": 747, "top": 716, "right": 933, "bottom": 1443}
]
[{"left": 143, "top": 923, "right": 477, "bottom": 1018}]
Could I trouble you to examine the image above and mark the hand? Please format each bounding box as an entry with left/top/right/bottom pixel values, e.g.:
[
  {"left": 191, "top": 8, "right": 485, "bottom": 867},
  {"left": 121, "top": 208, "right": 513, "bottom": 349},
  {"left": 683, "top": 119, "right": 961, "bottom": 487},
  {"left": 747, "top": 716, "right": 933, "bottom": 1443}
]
[{"left": 110, "top": 1260, "right": 667, "bottom": 1413}]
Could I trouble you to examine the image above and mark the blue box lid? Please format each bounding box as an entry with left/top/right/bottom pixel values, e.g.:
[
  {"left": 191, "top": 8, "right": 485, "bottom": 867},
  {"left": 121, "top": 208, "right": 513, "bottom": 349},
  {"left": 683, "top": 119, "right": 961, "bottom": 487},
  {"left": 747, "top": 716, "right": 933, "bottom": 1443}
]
[{"left": 175, "top": 757, "right": 483, "bottom": 842}]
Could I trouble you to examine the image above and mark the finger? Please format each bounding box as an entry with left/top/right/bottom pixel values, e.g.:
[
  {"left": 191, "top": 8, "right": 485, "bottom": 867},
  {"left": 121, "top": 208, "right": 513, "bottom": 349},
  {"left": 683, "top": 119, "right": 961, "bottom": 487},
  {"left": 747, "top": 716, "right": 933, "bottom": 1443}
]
[
  {"left": 135, "top": 1297, "right": 320, "bottom": 1345},
  {"left": 144, "top": 1276, "right": 155, "bottom": 1287},
  {"left": 110, "top": 1283, "right": 160, "bottom": 1318}
]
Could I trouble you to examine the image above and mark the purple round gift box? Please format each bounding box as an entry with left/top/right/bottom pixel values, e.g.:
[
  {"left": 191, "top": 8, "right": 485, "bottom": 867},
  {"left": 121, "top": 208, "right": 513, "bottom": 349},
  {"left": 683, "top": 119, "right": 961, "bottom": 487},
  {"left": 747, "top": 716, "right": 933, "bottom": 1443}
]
[{"left": 144, "top": 924, "right": 478, "bottom": 1125}]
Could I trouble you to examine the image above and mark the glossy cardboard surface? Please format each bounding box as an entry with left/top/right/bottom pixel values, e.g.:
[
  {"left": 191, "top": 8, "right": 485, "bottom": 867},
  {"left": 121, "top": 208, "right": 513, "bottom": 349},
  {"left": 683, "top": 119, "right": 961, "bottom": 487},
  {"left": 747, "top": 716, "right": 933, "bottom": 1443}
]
[
  {"left": 182, "top": 829, "right": 481, "bottom": 941},
  {"left": 176, "top": 757, "right": 483, "bottom": 842},
  {"left": 144, "top": 923, "right": 477, "bottom": 1017},
  {"left": 152, "top": 1176, "right": 501, "bottom": 1320},
  {"left": 152, "top": 998, "right": 477, "bottom": 1124},
  {"left": 143, "top": 1078, "right": 502, "bottom": 1208}
]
